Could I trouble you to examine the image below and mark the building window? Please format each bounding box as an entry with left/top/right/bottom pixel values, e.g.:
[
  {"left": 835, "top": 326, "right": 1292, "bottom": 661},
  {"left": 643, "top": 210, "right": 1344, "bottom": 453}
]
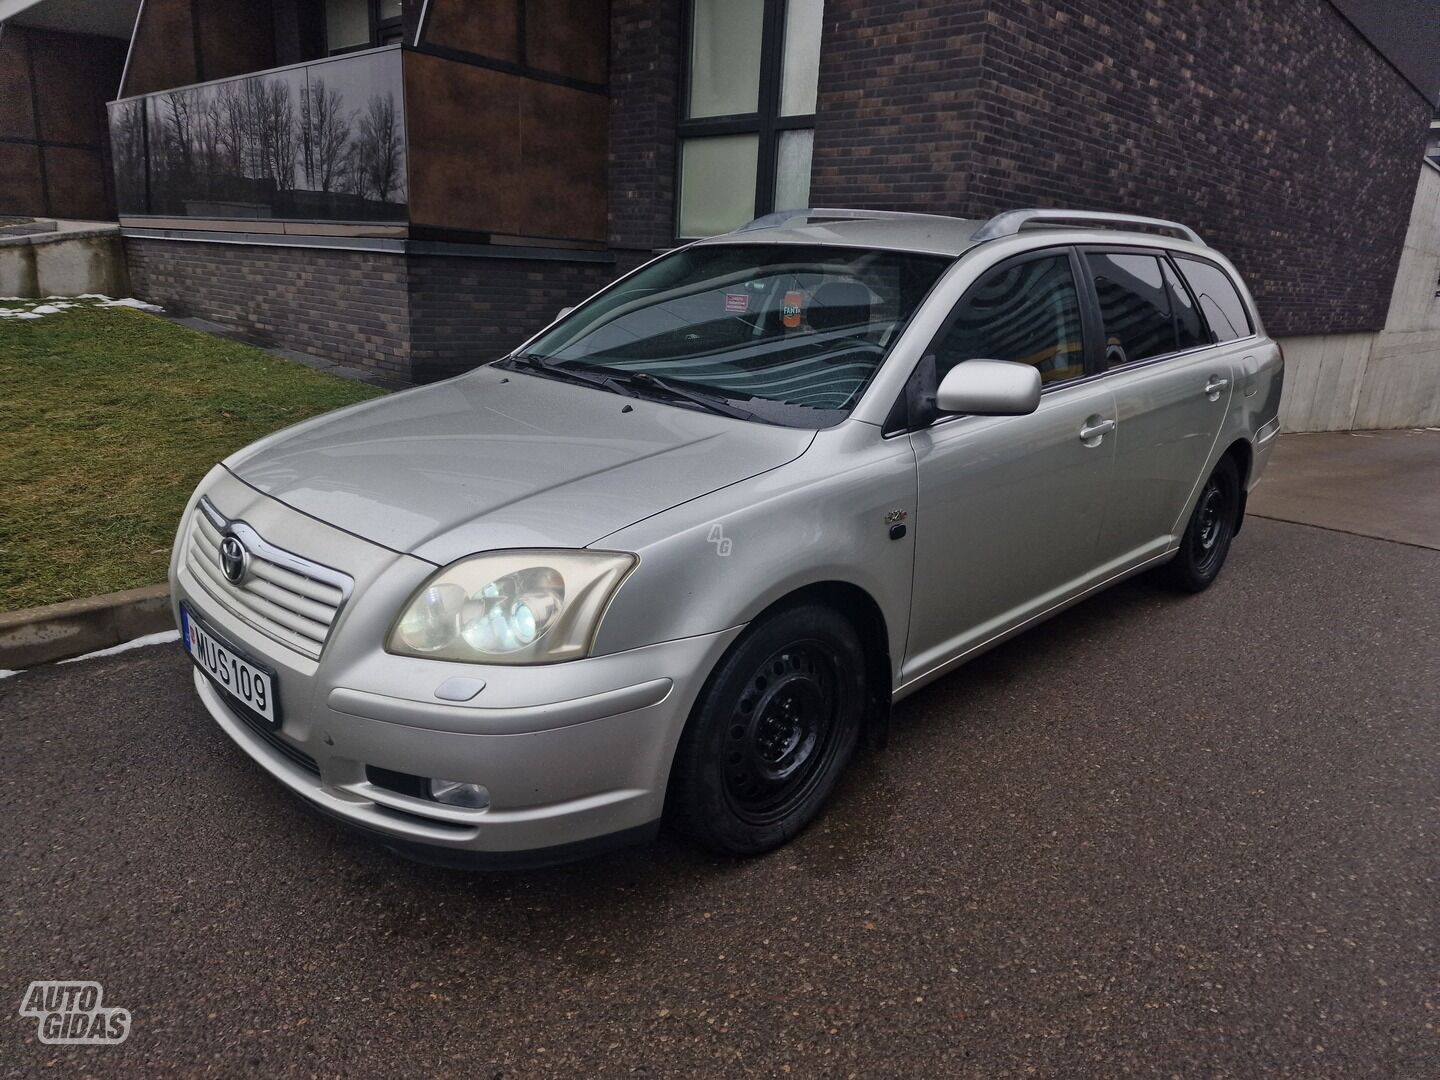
[
  {"left": 677, "top": 0, "right": 823, "bottom": 238},
  {"left": 325, "top": 0, "right": 404, "bottom": 54}
]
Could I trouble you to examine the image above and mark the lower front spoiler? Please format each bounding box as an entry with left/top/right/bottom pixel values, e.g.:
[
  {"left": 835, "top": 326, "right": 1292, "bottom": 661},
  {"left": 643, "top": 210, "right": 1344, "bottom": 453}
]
[{"left": 300, "top": 796, "right": 661, "bottom": 871}]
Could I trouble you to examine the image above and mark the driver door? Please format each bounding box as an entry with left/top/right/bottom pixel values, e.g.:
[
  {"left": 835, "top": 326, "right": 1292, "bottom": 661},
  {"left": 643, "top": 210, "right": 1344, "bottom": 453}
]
[{"left": 903, "top": 248, "right": 1117, "bottom": 686}]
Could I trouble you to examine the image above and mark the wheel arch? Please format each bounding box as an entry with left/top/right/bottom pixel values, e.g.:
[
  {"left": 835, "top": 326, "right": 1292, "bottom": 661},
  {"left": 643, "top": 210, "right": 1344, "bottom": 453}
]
[
  {"left": 694, "top": 579, "right": 895, "bottom": 758},
  {"left": 766, "top": 580, "right": 893, "bottom": 747},
  {"left": 1220, "top": 437, "right": 1253, "bottom": 534}
]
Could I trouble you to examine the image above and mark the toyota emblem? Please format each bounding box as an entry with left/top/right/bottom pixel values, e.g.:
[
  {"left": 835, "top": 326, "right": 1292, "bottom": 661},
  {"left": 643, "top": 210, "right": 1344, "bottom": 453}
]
[{"left": 219, "top": 535, "right": 249, "bottom": 585}]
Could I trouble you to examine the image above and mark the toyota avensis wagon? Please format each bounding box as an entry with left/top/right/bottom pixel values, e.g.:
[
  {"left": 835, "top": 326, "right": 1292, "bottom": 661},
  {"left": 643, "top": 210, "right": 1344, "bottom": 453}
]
[{"left": 171, "top": 207, "right": 1283, "bottom": 866}]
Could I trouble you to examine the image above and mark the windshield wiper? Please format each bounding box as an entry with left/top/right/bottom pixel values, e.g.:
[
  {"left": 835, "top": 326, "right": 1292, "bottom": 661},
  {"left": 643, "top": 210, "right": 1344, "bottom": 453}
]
[
  {"left": 618, "top": 371, "right": 758, "bottom": 421},
  {"left": 502, "top": 353, "right": 640, "bottom": 397},
  {"left": 504, "top": 354, "right": 755, "bottom": 420}
]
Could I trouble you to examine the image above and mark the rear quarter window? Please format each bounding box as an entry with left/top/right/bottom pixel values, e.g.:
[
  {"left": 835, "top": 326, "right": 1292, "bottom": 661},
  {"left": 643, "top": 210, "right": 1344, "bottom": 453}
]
[{"left": 1173, "top": 256, "right": 1253, "bottom": 343}]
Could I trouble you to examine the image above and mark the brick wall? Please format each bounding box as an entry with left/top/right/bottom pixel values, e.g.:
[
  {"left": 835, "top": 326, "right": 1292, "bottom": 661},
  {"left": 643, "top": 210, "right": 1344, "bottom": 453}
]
[
  {"left": 124, "top": 236, "right": 621, "bottom": 384},
  {"left": 810, "top": 0, "right": 1433, "bottom": 337},
  {"left": 124, "top": 238, "right": 412, "bottom": 380},
  {"left": 408, "top": 255, "right": 618, "bottom": 382},
  {"left": 608, "top": 0, "right": 682, "bottom": 255}
]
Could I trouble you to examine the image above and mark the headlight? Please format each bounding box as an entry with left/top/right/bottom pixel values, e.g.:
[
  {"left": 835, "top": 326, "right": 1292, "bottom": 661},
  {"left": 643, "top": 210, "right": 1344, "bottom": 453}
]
[{"left": 387, "top": 550, "right": 636, "bottom": 664}]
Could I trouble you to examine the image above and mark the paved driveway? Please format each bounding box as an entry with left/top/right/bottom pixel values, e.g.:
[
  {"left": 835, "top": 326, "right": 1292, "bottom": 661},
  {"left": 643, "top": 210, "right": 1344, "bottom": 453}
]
[{"left": 3, "top": 453, "right": 1438, "bottom": 1077}]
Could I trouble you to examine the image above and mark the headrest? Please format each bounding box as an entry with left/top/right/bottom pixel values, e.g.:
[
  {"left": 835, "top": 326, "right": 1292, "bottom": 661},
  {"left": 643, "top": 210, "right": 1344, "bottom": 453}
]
[{"left": 806, "top": 281, "right": 872, "bottom": 331}]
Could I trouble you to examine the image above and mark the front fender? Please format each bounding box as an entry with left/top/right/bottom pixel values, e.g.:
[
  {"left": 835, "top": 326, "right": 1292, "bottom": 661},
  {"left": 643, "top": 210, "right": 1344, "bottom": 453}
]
[{"left": 588, "top": 422, "right": 918, "bottom": 682}]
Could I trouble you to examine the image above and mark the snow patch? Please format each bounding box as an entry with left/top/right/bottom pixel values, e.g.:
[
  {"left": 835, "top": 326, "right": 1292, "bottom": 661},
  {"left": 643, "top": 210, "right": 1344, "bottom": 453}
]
[
  {"left": 57, "top": 629, "right": 180, "bottom": 664},
  {"left": 96, "top": 297, "right": 164, "bottom": 311},
  {"left": 0, "top": 294, "right": 164, "bottom": 320},
  {"left": 0, "top": 628, "right": 180, "bottom": 679}
]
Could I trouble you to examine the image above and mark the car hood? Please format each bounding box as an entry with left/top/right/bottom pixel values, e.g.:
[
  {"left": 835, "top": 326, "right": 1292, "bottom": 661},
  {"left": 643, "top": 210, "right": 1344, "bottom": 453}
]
[{"left": 225, "top": 365, "right": 815, "bottom": 565}]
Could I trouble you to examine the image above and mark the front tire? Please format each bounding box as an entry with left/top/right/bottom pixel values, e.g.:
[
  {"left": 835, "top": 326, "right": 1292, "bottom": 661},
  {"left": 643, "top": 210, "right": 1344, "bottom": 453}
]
[
  {"left": 668, "top": 604, "right": 866, "bottom": 856},
  {"left": 1165, "top": 455, "right": 1241, "bottom": 593}
]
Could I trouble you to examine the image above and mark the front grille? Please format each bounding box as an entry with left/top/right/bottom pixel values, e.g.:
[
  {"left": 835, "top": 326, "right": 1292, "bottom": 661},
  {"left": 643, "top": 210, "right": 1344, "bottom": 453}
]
[
  {"left": 221, "top": 693, "right": 321, "bottom": 776},
  {"left": 185, "top": 497, "right": 351, "bottom": 660}
]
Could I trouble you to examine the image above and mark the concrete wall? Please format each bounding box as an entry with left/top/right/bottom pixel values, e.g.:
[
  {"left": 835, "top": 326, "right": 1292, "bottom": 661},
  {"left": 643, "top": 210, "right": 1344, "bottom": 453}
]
[
  {"left": 1383, "top": 164, "right": 1440, "bottom": 336},
  {"left": 1279, "top": 164, "right": 1440, "bottom": 432},
  {"left": 0, "top": 223, "right": 127, "bottom": 297}
]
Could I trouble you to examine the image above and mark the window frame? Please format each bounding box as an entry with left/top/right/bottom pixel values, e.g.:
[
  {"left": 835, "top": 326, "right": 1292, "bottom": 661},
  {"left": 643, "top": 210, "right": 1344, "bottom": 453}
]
[
  {"left": 324, "top": 0, "right": 404, "bottom": 55},
  {"left": 676, "top": 0, "right": 819, "bottom": 239}
]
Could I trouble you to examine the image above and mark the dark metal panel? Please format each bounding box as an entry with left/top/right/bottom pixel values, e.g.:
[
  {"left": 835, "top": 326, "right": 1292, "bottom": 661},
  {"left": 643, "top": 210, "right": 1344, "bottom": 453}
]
[
  {"left": 0, "top": 141, "right": 46, "bottom": 216},
  {"left": 401, "top": 50, "right": 605, "bottom": 241},
  {"left": 420, "top": 0, "right": 521, "bottom": 62},
  {"left": 523, "top": 0, "right": 609, "bottom": 87},
  {"left": 120, "top": 0, "right": 199, "bottom": 97},
  {"left": 40, "top": 145, "right": 113, "bottom": 220},
  {"left": 0, "top": 26, "right": 37, "bottom": 140},
  {"left": 194, "top": 0, "right": 279, "bottom": 84}
]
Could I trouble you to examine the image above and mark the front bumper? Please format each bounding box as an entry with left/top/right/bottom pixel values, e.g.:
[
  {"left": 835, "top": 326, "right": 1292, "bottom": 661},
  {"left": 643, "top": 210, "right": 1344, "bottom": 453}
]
[{"left": 172, "top": 470, "right": 741, "bottom": 866}]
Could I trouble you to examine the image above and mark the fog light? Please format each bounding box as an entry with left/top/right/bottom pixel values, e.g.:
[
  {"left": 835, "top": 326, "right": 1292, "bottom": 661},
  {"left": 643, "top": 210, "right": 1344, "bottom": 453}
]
[{"left": 428, "top": 779, "right": 490, "bottom": 809}]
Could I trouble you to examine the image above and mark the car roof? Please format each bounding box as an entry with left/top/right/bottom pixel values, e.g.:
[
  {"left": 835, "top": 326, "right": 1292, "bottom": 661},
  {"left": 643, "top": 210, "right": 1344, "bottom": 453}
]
[
  {"left": 691, "top": 213, "right": 986, "bottom": 258},
  {"left": 689, "top": 208, "right": 1213, "bottom": 260}
]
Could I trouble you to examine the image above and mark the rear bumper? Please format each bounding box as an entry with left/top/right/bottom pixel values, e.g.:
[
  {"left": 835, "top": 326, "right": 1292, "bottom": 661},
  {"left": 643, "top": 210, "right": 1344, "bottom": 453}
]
[{"left": 1250, "top": 416, "right": 1281, "bottom": 488}]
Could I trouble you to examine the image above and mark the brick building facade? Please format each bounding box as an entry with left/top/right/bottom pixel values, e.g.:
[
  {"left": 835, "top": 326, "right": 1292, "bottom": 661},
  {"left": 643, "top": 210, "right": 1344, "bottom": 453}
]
[
  {"left": 1, "top": 0, "right": 1435, "bottom": 411},
  {"left": 807, "top": 0, "right": 1430, "bottom": 339}
]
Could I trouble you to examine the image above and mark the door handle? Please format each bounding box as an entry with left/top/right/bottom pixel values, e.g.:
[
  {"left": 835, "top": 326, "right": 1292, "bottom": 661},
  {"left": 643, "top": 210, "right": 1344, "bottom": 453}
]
[
  {"left": 1205, "top": 376, "right": 1230, "bottom": 399},
  {"left": 1079, "top": 418, "right": 1115, "bottom": 442}
]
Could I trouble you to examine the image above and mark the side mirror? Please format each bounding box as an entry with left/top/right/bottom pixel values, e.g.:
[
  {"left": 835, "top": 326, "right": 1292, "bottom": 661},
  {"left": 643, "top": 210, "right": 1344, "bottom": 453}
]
[
  {"left": 556, "top": 306, "right": 575, "bottom": 321},
  {"left": 935, "top": 360, "right": 1041, "bottom": 416}
]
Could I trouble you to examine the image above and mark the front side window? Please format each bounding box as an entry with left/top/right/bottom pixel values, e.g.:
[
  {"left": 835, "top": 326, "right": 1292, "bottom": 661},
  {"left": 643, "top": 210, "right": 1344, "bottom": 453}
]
[
  {"left": 511, "top": 244, "right": 950, "bottom": 426},
  {"left": 932, "top": 255, "right": 1086, "bottom": 387},
  {"left": 1174, "top": 256, "right": 1253, "bottom": 343},
  {"left": 678, "top": 0, "right": 824, "bottom": 237}
]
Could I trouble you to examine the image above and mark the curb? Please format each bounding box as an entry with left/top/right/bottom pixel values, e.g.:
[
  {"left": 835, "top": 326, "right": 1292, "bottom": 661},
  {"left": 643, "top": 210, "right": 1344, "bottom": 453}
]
[{"left": 0, "top": 585, "right": 173, "bottom": 670}]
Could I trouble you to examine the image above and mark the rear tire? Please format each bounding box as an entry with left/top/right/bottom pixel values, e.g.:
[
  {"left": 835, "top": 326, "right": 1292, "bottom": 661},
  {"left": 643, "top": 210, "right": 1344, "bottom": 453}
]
[
  {"left": 1164, "top": 455, "right": 1241, "bottom": 593},
  {"left": 668, "top": 604, "right": 866, "bottom": 856}
]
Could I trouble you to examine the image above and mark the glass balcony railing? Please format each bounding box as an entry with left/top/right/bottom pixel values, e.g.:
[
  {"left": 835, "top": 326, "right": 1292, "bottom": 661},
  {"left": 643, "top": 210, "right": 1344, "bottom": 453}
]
[{"left": 107, "top": 46, "right": 406, "bottom": 224}]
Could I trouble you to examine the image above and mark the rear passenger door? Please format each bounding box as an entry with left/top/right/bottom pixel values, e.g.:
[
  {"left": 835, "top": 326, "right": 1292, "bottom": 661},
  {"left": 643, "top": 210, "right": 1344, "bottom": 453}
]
[{"left": 1081, "top": 249, "right": 1234, "bottom": 568}]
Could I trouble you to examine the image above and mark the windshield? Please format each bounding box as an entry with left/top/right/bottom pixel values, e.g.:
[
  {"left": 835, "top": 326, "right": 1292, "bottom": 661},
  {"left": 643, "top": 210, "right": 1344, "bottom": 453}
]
[{"left": 506, "top": 244, "right": 952, "bottom": 427}]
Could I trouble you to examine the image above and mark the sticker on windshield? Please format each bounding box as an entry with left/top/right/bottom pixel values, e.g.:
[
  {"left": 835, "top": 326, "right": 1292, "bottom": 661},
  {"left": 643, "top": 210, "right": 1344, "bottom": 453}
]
[
  {"left": 725, "top": 292, "right": 750, "bottom": 313},
  {"left": 782, "top": 291, "right": 804, "bottom": 328}
]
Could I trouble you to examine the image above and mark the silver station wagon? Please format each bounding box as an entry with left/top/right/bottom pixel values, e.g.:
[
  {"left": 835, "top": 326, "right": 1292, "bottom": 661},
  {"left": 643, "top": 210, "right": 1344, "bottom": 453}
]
[{"left": 171, "top": 208, "right": 1283, "bottom": 866}]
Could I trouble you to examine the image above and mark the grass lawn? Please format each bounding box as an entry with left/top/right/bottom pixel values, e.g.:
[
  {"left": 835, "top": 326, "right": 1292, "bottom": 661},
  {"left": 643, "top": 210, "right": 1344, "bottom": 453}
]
[{"left": 0, "top": 301, "right": 384, "bottom": 611}]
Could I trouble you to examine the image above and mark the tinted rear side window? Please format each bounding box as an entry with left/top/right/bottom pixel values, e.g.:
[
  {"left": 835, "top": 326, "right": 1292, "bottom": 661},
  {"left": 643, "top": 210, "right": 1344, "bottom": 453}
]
[
  {"left": 1162, "top": 259, "right": 1207, "bottom": 351},
  {"left": 1086, "top": 252, "right": 1176, "bottom": 365},
  {"left": 1174, "top": 256, "right": 1252, "bottom": 343}
]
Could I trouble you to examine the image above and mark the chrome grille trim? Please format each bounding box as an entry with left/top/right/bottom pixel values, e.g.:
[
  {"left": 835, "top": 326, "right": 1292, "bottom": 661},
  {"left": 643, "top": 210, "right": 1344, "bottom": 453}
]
[{"left": 186, "top": 496, "right": 353, "bottom": 659}]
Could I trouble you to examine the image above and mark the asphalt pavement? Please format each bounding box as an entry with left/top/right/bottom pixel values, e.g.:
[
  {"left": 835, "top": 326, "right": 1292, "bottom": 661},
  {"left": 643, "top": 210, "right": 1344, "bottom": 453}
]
[{"left": 3, "top": 513, "right": 1438, "bottom": 1077}]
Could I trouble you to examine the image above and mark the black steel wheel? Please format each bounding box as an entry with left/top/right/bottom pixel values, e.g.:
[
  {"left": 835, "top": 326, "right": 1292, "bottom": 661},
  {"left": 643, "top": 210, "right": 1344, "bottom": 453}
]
[
  {"left": 1165, "top": 455, "right": 1241, "bottom": 592},
  {"left": 668, "top": 604, "right": 866, "bottom": 855}
]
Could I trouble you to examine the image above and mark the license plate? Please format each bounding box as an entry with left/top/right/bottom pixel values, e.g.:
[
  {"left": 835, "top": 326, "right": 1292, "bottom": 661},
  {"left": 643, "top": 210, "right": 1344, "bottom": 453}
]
[{"left": 181, "top": 604, "right": 279, "bottom": 725}]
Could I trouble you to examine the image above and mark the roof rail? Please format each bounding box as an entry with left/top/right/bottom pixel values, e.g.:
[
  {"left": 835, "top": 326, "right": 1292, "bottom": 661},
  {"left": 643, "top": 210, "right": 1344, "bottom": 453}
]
[
  {"left": 972, "top": 209, "right": 1204, "bottom": 246},
  {"left": 733, "top": 207, "right": 961, "bottom": 233}
]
